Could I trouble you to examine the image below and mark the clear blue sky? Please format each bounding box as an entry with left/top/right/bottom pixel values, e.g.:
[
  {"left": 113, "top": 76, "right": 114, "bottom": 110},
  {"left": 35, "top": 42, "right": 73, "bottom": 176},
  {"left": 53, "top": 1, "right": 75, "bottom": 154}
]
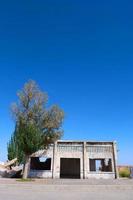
[{"left": 0, "top": 0, "right": 133, "bottom": 165}]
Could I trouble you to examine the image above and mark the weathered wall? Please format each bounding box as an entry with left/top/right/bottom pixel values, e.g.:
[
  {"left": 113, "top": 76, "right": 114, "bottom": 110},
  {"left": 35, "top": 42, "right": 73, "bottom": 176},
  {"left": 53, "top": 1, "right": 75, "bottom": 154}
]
[
  {"left": 53, "top": 142, "right": 84, "bottom": 178},
  {"left": 29, "top": 145, "right": 54, "bottom": 179},
  {"left": 29, "top": 141, "right": 117, "bottom": 179}
]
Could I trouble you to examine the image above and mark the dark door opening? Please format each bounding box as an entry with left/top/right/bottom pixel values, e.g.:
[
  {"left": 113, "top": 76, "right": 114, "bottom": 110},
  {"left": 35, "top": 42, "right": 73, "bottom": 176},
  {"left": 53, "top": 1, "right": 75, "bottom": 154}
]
[{"left": 60, "top": 158, "right": 80, "bottom": 179}]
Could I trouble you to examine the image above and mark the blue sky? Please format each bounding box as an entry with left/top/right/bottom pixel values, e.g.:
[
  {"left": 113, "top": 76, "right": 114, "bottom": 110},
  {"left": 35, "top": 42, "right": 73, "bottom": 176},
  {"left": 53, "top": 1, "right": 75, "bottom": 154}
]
[{"left": 0, "top": 0, "right": 133, "bottom": 164}]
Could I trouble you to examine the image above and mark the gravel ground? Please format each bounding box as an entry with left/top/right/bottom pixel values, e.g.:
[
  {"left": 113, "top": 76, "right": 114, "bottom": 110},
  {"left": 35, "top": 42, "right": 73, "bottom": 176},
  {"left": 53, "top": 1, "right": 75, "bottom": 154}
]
[{"left": 0, "top": 178, "right": 133, "bottom": 200}]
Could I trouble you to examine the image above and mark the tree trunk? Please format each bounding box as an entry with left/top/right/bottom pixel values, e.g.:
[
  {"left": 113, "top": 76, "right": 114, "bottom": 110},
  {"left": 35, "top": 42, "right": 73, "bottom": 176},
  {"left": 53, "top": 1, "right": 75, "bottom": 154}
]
[{"left": 23, "top": 155, "right": 31, "bottom": 179}]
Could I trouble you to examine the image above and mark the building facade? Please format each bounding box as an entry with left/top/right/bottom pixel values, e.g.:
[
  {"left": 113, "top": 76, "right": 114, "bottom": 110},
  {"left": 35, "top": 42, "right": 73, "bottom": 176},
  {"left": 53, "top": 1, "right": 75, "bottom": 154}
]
[{"left": 29, "top": 140, "right": 118, "bottom": 179}]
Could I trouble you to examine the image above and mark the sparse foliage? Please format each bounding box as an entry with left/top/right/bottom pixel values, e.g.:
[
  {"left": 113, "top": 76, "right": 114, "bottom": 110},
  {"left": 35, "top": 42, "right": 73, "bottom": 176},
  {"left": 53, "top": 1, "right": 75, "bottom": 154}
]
[{"left": 8, "top": 80, "right": 64, "bottom": 178}]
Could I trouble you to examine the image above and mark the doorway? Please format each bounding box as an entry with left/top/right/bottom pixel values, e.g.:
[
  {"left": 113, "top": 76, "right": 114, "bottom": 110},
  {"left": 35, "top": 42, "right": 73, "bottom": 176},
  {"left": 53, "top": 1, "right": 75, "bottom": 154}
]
[{"left": 60, "top": 158, "right": 80, "bottom": 179}]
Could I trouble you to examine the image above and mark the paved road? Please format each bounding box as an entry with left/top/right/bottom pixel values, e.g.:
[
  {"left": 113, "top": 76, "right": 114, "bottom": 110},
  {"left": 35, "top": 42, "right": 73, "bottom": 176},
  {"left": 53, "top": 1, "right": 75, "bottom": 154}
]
[{"left": 0, "top": 179, "right": 133, "bottom": 200}]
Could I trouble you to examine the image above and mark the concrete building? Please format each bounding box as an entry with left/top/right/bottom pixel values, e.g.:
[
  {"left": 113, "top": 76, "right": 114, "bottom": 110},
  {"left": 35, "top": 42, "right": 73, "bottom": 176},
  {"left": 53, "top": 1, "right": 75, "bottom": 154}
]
[{"left": 29, "top": 140, "right": 118, "bottom": 179}]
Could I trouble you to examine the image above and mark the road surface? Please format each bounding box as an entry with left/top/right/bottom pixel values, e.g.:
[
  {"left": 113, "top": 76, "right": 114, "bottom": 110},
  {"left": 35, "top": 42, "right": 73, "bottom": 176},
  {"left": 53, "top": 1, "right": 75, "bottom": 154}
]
[{"left": 0, "top": 178, "right": 133, "bottom": 200}]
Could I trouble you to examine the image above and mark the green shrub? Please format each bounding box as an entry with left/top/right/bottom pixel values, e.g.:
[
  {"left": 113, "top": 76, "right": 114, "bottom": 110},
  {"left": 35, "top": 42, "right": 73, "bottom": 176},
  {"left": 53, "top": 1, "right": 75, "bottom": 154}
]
[{"left": 119, "top": 168, "right": 130, "bottom": 178}]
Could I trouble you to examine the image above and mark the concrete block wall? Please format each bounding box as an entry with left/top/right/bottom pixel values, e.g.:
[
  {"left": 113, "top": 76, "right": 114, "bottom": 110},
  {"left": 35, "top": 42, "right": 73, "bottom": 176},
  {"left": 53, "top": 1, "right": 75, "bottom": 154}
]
[{"left": 29, "top": 140, "right": 118, "bottom": 179}]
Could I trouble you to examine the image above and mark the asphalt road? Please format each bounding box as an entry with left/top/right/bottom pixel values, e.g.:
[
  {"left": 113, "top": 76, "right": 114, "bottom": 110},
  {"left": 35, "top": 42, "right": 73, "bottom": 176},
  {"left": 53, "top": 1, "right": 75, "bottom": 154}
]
[{"left": 0, "top": 179, "right": 133, "bottom": 200}]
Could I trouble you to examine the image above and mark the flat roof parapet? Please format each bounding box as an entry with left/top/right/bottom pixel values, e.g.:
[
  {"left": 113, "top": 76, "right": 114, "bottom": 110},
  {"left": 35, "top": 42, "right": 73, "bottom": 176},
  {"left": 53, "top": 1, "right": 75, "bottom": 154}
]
[{"left": 57, "top": 140, "right": 114, "bottom": 145}]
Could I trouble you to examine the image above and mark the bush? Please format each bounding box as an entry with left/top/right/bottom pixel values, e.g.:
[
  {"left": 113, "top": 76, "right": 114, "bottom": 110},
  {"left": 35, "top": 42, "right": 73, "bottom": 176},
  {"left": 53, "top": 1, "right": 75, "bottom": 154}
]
[{"left": 119, "top": 168, "right": 130, "bottom": 178}]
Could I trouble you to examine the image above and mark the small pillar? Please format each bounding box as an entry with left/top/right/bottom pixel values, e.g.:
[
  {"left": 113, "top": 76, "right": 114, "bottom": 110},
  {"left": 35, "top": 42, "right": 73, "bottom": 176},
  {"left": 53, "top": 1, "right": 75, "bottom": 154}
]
[
  {"left": 83, "top": 142, "right": 87, "bottom": 179},
  {"left": 52, "top": 141, "right": 58, "bottom": 179},
  {"left": 113, "top": 141, "right": 119, "bottom": 179}
]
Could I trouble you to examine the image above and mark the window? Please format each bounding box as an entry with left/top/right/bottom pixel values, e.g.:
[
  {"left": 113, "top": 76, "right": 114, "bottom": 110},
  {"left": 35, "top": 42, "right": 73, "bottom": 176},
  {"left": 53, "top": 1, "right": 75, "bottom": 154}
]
[
  {"left": 30, "top": 157, "right": 51, "bottom": 170},
  {"left": 89, "top": 159, "right": 112, "bottom": 172}
]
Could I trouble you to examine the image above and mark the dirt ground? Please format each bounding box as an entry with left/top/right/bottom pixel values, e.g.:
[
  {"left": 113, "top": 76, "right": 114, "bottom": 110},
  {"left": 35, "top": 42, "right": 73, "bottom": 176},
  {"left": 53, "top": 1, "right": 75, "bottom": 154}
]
[{"left": 0, "top": 178, "right": 133, "bottom": 200}]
